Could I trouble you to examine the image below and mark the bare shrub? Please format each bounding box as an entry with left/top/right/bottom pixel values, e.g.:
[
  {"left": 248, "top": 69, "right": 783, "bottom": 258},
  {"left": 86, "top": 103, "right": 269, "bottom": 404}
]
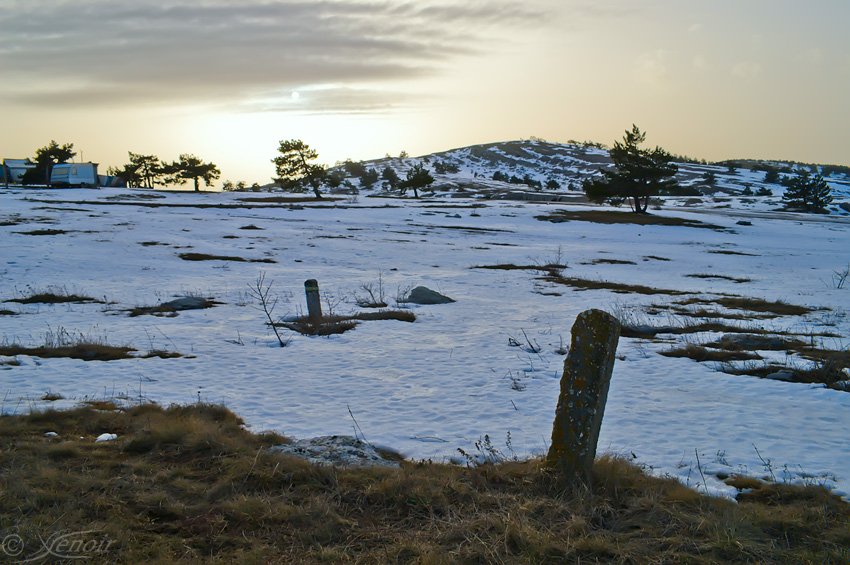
[{"left": 247, "top": 273, "right": 290, "bottom": 347}]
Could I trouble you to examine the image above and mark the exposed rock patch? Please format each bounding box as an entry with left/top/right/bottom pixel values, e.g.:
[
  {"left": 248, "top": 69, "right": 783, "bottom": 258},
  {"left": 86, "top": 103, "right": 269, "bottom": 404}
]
[{"left": 270, "top": 436, "right": 400, "bottom": 468}]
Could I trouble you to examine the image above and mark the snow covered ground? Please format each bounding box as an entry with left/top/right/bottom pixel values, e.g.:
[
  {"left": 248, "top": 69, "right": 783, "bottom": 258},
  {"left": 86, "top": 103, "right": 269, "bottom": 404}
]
[{"left": 1, "top": 187, "right": 849, "bottom": 499}]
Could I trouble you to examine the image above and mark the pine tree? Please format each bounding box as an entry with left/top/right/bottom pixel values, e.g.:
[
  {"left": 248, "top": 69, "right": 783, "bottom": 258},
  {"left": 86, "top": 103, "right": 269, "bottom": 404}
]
[
  {"left": 381, "top": 166, "right": 400, "bottom": 191},
  {"left": 583, "top": 125, "right": 678, "bottom": 213},
  {"left": 272, "top": 140, "right": 326, "bottom": 198},
  {"left": 398, "top": 164, "right": 434, "bottom": 198},
  {"left": 782, "top": 171, "right": 833, "bottom": 212}
]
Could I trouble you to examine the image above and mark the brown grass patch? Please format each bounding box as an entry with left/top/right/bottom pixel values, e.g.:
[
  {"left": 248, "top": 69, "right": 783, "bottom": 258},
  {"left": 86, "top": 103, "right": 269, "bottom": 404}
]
[
  {"left": 279, "top": 310, "right": 416, "bottom": 336},
  {"left": 660, "top": 344, "right": 762, "bottom": 362},
  {"left": 0, "top": 343, "right": 137, "bottom": 361},
  {"left": 7, "top": 292, "right": 104, "bottom": 305},
  {"left": 13, "top": 228, "right": 68, "bottom": 236},
  {"left": 718, "top": 361, "right": 849, "bottom": 387},
  {"left": 0, "top": 404, "right": 846, "bottom": 563},
  {"left": 139, "top": 241, "right": 167, "bottom": 246},
  {"left": 643, "top": 255, "right": 671, "bottom": 261},
  {"left": 237, "top": 196, "right": 341, "bottom": 203},
  {"left": 142, "top": 350, "right": 183, "bottom": 359},
  {"left": 545, "top": 273, "right": 688, "bottom": 296},
  {"left": 686, "top": 273, "right": 752, "bottom": 283},
  {"left": 536, "top": 209, "right": 728, "bottom": 230},
  {"left": 472, "top": 263, "right": 540, "bottom": 271},
  {"left": 620, "top": 322, "right": 774, "bottom": 339},
  {"left": 798, "top": 348, "right": 850, "bottom": 367},
  {"left": 0, "top": 309, "right": 17, "bottom": 316},
  {"left": 724, "top": 475, "right": 766, "bottom": 491},
  {"left": 708, "top": 249, "right": 759, "bottom": 256},
  {"left": 473, "top": 263, "right": 688, "bottom": 295},
  {"left": 587, "top": 258, "right": 638, "bottom": 265},
  {"left": 178, "top": 252, "right": 276, "bottom": 264},
  {"left": 705, "top": 334, "right": 807, "bottom": 352},
  {"left": 654, "top": 305, "right": 773, "bottom": 321},
  {"left": 675, "top": 296, "right": 818, "bottom": 316}
]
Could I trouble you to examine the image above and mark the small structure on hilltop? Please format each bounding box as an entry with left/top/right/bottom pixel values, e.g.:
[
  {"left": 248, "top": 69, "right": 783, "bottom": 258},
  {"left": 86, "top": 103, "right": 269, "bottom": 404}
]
[{"left": 2, "top": 159, "right": 36, "bottom": 185}]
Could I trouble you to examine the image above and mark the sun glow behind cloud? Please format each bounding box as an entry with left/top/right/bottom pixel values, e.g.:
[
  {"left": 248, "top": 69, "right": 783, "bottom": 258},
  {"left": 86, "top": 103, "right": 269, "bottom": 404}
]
[{"left": 1, "top": 0, "right": 849, "bottom": 183}]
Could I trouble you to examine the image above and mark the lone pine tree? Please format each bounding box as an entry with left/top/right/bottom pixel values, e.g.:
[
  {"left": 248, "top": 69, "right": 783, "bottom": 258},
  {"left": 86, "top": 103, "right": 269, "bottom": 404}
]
[
  {"left": 272, "top": 139, "right": 326, "bottom": 199},
  {"left": 583, "top": 125, "right": 678, "bottom": 213},
  {"left": 782, "top": 170, "right": 833, "bottom": 212}
]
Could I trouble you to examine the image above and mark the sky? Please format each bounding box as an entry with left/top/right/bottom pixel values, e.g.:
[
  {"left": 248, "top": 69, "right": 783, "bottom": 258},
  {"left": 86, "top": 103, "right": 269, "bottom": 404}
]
[{"left": 2, "top": 0, "right": 849, "bottom": 185}]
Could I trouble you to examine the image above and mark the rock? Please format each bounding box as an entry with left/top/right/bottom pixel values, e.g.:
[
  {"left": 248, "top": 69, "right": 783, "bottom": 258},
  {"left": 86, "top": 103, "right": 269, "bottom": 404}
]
[
  {"left": 270, "top": 436, "right": 400, "bottom": 468},
  {"left": 765, "top": 370, "right": 796, "bottom": 382},
  {"left": 44, "top": 431, "right": 59, "bottom": 438},
  {"left": 620, "top": 324, "right": 677, "bottom": 339},
  {"left": 736, "top": 220, "right": 753, "bottom": 226},
  {"left": 403, "top": 286, "right": 455, "bottom": 305},
  {"left": 547, "top": 309, "right": 621, "bottom": 487},
  {"left": 162, "top": 296, "right": 214, "bottom": 311},
  {"left": 95, "top": 433, "right": 118, "bottom": 442},
  {"left": 839, "top": 202, "right": 850, "bottom": 213},
  {"left": 713, "top": 334, "right": 803, "bottom": 351}
]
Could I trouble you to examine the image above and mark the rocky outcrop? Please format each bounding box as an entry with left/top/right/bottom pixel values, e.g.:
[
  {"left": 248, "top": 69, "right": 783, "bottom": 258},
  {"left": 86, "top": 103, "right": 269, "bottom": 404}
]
[{"left": 270, "top": 436, "right": 400, "bottom": 468}]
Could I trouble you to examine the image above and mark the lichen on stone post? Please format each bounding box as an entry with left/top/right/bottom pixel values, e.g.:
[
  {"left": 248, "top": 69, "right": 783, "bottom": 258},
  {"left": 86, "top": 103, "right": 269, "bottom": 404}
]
[{"left": 546, "top": 309, "right": 621, "bottom": 487}]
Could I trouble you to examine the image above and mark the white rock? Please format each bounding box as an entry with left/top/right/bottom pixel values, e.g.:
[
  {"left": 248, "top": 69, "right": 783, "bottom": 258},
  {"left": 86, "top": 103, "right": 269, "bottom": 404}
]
[
  {"left": 270, "top": 435, "right": 400, "bottom": 468},
  {"left": 95, "top": 433, "right": 118, "bottom": 442},
  {"left": 44, "top": 431, "right": 59, "bottom": 438}
]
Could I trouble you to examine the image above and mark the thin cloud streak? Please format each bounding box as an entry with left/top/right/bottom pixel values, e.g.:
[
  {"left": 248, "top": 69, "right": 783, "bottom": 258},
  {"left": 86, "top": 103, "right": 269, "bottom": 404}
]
[{"left": 0, "top": 0, "right": 546, "bottom": 111}]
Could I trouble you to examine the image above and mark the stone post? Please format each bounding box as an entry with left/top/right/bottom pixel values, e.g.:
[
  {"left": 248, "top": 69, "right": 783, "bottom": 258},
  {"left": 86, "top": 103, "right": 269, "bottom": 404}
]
[
  {"left": 304, "top": 279, "right": 323, "bottom": 326},
  {"left": 546, "top": 309, "right": 621, "bottom": 487}
]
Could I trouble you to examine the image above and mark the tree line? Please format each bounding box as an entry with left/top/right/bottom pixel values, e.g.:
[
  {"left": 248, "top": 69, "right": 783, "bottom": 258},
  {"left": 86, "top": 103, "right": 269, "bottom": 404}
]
[
  {"left": 271, "top": 139, "right": 435, "bottom": 199},
  {"left": 12, "top": 134, "right": 836, "bottom": 212},
  {"left": 109, "top": 153, "right": 220, "bottom": 192},
  {"left": 10, "top": 141, "right": 221, "bottom": 192}
]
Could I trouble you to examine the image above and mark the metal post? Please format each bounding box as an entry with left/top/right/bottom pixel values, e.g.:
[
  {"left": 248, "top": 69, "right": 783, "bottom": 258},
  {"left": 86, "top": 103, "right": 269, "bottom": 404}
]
[{"left": 304, "top": 279, "right": 323, "bottom": 326}]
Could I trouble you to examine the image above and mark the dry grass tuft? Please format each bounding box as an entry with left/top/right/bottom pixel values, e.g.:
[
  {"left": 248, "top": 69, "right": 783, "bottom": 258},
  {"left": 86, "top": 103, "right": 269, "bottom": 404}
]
[
  {"left": 7, "top": 290, "right": 104, "bottom": 305},
  {"left": 708, "top": 249, "right": 759, "bottom": 256},
  {"left": 660, "top": 344, "right": 762, "bottom": 362},
  {"left": 0, "top": 328, "right": 180, "bottom": 362},
  {"left": 279, "top": 310, "right": 416, "bottom": 336},
  {"left": 686, "top": 273, "right": 753, "bottom": 283},
  {"left": 13, "top": 228, "right": 68, "bottom": 236},
  {"left": 675, "top": 296, "right": 818, "bottom": 316},
  {"left": 474, "top": 264, "right": 688, "bottom": 295},
  {"left": 0, "top": 406, "right": 847, "bottom": 563},
  {"left": 587, "top": 258, "right": 638, "bottom": 265},
  {"left": 237, "top": 196, "right": 341, "bottom": 204},
  {"left": 0, "top": 342, "right": 137, "bottom": 361}
]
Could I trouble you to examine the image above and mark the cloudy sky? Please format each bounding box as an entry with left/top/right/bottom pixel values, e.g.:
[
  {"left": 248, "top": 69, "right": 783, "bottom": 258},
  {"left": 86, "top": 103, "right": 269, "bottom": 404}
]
[{"left": 2, "top": 0, "right": 849, "bottom": 183}]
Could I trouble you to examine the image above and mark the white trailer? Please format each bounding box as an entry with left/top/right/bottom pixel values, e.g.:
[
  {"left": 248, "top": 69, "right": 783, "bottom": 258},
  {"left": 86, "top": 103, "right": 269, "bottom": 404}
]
[{"left": 50, "top": 163, "right": 99, "bottom": 187}]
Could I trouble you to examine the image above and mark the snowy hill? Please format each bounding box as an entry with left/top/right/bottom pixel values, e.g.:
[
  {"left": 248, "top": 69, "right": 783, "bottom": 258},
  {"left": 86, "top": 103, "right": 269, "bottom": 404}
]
[{"left": 331, "top": 140, "right": 850, "bottom": 213}]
